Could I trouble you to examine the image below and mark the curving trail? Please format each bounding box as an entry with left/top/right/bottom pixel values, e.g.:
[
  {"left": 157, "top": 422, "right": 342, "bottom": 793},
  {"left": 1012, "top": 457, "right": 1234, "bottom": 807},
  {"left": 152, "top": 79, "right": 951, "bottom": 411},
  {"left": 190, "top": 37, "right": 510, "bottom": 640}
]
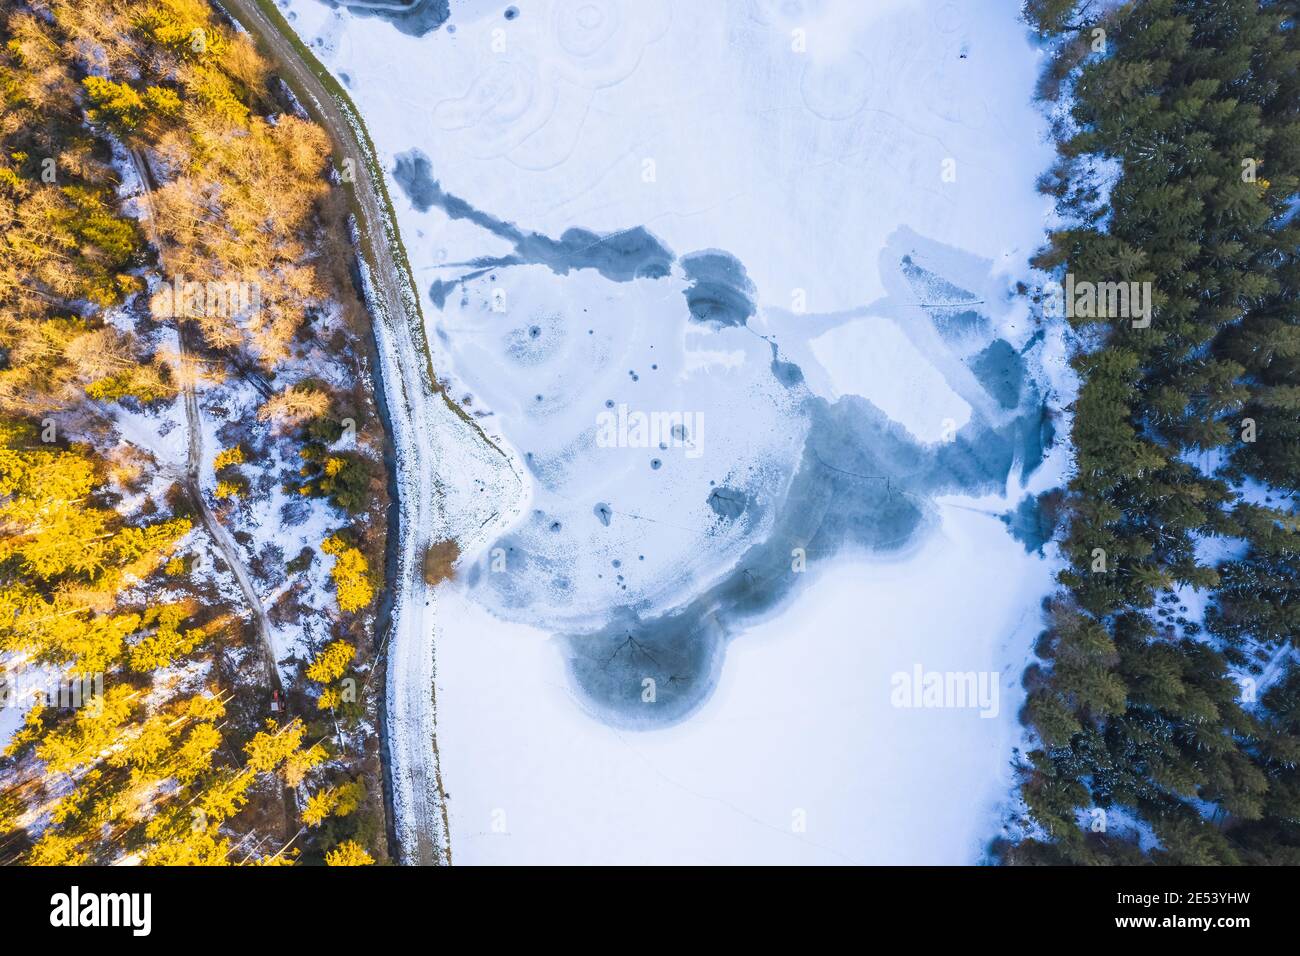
[
  {"left": 217, "top": 0, "right": 522, "bottom": 865},
  {"left": 129, "top": 148, "right": 283, "bottom": 697}
]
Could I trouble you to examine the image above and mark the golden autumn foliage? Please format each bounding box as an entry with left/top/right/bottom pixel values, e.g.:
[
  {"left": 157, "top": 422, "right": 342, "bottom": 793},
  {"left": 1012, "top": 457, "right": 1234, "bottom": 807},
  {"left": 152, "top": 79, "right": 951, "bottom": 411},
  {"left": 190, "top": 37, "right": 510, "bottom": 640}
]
[
  {"left": 316, "top": 686, "right": 342, "bottom": 711},
  {"left": 305, "top": 640, "right": 354, "bottom": 685},
  {"left": 212, "top": 444, "right": 244, "bottom": 471},
  {"left": 256, "top": 384, "right": 331, "bottom": 434},
  {"left": 301, "top": 779, "right": 363, "bottom": 828},
  {"left": 8, "top": 0, "right": 338, "bottom": 371},
  {"left": 320, "top": 536, "right": 376, "bottom": 613},
  {"left": 306, "top": 639, "right": 355, "bottom": 711},
  {"left": 0, "top": 8, "right": 174, "bottom": 415},
  {"left": 213, "top": 478, "right": 245, "bottom": 500},
  {"left": 325, "top": 840, "right": 374, "bottom": 867},
  {"left": 127, "top": 604, "right": 215, "bottom": 672},
  {"left": 0, "top": 423, "right": 192, "bottom": 671},
  {"left": 0, "top": 0, "right": 385, "bottom": 867},
  {"left": 213, "top": 444, "right": 247, "bottom": 499}
]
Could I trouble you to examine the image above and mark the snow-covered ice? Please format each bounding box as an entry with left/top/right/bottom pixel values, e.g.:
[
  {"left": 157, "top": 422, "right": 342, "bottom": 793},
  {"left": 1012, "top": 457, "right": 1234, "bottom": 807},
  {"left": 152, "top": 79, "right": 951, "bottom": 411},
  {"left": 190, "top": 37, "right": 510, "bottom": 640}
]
[{"left": 280, "top": 0, "right": 1066, "bottom": 863}]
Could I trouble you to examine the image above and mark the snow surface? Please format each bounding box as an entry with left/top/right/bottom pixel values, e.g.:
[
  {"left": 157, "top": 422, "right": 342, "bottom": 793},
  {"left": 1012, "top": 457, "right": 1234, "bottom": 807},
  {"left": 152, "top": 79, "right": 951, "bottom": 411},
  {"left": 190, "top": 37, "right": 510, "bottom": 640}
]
[
  {"left": 809, "top": 316, "right": 971, "bottom": 443},
  {"left": 433, "top": 494, "right": 1052, "bottom": 864},
  {"left": 281, "top": 0, "right": 1065, "bottom": 863}
]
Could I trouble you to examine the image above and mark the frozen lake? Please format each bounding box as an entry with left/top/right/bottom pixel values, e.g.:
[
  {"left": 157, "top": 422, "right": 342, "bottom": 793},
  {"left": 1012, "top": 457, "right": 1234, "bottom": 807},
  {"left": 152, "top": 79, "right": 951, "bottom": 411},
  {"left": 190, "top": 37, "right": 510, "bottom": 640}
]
[{"left": 281, "top": 0, "right": 1068, "bottom": 863}]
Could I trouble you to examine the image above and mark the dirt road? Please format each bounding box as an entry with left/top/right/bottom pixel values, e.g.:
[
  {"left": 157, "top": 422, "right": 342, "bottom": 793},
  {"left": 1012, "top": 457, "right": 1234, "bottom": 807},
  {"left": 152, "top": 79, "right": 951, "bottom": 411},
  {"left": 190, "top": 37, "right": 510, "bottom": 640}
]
[
  {"left": 216, "top": 0, "right": 515, "bottom": 865},
  {"left": 129, "top": 148, "right": 283, "bottom": 697}
]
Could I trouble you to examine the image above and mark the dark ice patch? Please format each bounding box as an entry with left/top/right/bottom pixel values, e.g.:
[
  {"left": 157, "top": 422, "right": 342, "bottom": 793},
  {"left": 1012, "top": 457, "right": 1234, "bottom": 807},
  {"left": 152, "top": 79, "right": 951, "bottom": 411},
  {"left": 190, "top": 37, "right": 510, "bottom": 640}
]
[
  {"left": 766, "top": 340, "right": 804, "bottom": 389},
  {"left": 1001, "top": 492, "right": 1061, "bottom": 555},
  {"left": 392, "top": 149, "right": 443, "bottom": 212},
  {"left": 899, "top": 254, "right": 979, "bottom": 306},
  {"left": 428, "top": 279, "right": 452, "bottom": 309},
  {"left": 565, "top": 608, "right": 726, "bottom": 727},
  {"left": 932, "top": 308, "right": 989, "bottom": 340},
  {"left": 707, "top": 486, "right": 750, "bottom": 521},
  {"left": 771, "top": 355, "right": 804, "bottom": 388},
  {"left": 680, "top": 250, "right": 756, "bottom": 327},
  {"left": 929, "top": 431, "right": 1012, "bottom": 493},
  {"left": 557, "top": 392, "right": 1055, "bottom": 728},
  {"left": 428, "top": 268, "right": 492, "bottom": 310},
  {"left": 511, "top": 227, "right": 673, "bottom": 282},
  {"left": 969, "top": 339, "right": 1024, "bottom": 409},
  {"left": 324, "top": 0, "right": 451, "bottom": 37},
  {"left": 1017, "top": 401, "right": 1055, "bottom": 480},
  {"left": 391, "top": 149, "right": 674, "bottom": 282}
]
